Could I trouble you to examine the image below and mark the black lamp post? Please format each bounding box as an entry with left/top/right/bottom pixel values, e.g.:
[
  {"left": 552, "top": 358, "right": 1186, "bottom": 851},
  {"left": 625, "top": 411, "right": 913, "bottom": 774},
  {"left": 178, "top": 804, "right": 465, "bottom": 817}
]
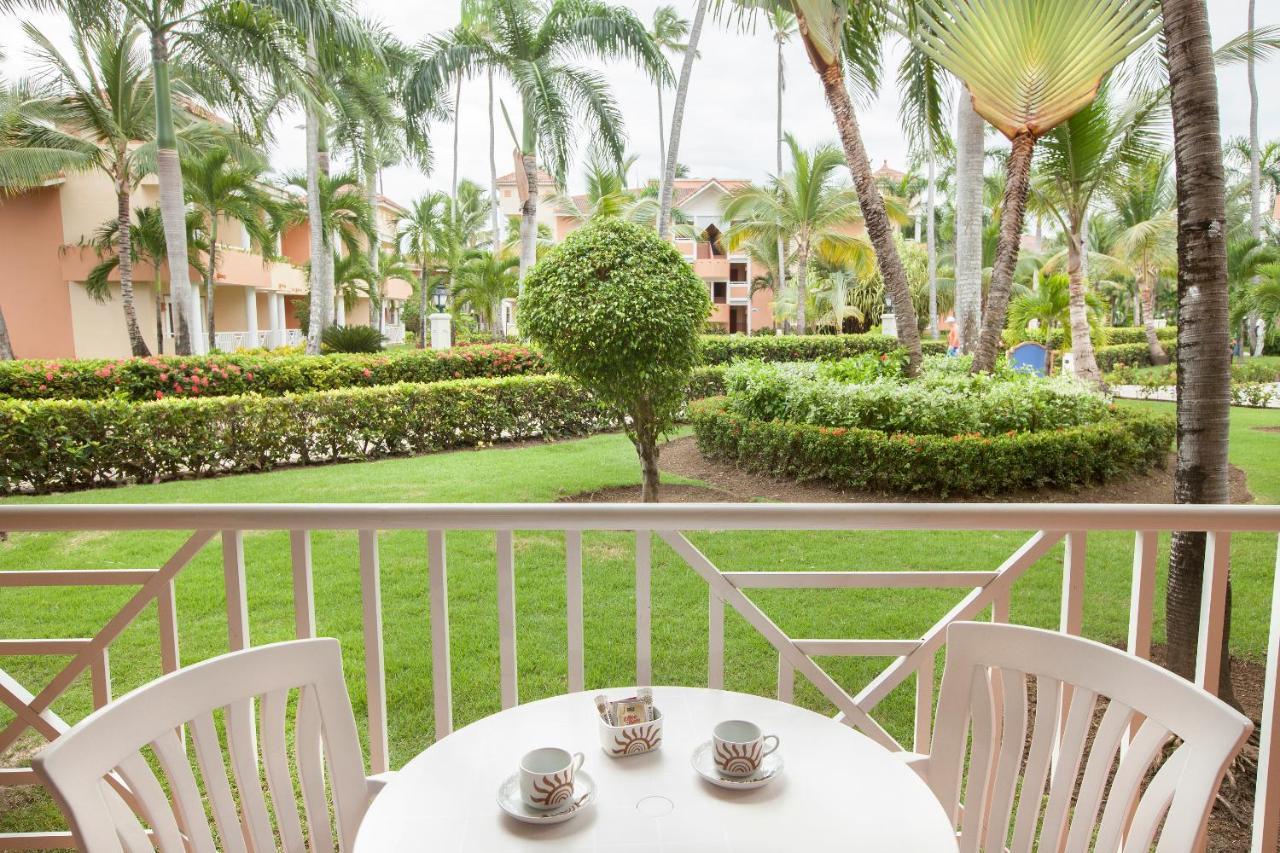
[{"left": 432, "top": 283, "right": 448, "bottom": 313}]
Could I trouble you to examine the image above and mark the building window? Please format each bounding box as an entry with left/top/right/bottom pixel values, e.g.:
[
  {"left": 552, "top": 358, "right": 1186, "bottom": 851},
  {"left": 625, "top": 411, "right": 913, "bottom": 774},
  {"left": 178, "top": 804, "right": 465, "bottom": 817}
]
[{"left": 712, "top": 281, "right": 727, "bottom": 304}]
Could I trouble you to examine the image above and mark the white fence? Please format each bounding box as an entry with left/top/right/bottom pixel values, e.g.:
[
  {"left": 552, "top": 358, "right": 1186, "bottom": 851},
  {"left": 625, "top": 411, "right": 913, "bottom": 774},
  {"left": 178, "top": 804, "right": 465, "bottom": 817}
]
[{"left": 1, "top": 503, "right": 1278, "bottom": 850}]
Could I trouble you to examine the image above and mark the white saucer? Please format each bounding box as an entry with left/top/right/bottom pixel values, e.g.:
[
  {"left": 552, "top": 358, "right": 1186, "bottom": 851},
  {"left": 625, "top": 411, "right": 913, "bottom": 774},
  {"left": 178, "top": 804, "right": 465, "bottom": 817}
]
[
  {"left": 497, "top": 770, "right": 596, "bottom": 825},
  {"left": 691, "top": 740, "right": 784, "bottom": 789}
]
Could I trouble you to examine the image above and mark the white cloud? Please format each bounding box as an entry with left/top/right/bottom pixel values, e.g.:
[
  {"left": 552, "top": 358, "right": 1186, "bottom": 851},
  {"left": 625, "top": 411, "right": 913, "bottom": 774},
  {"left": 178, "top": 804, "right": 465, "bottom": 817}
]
[{"left": 4, "top": 0, "right": 1278, "bottom": 206}]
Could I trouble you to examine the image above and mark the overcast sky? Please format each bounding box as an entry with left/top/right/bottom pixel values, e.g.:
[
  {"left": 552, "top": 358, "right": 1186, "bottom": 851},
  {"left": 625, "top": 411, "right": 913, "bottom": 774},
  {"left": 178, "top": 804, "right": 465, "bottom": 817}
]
[{"left": 4, "top": 0, "right": 1278, "bottom": 206}]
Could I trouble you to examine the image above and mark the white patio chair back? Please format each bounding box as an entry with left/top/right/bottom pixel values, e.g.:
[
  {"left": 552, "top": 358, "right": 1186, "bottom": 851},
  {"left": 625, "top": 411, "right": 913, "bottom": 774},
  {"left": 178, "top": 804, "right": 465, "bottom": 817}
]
[
  {"left": 33, "top": 639, "right": 369, "bottom": 853},
  {"left": 926, "top": 622, "right": 1252, "bottom": 853}
]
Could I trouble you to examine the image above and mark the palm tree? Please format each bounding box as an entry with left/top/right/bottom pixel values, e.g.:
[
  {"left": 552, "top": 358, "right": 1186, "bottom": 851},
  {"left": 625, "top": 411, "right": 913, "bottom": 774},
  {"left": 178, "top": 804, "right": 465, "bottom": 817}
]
[
  {"left": 87, "top": 204, "right": 207, "bottom": 354},
  {"left": 286, "top": 169, "right": 372, "bottom": 327},
  {"left": 360, "top": 248, "right": 416, "bottom": 330},
  {"left": 398, "top": 191, "right": 449, "bottom": 348},
  {"left": 18, "top": 17, "right": 166, "bottom": 356},
  {"left": 1161, "top": 0, "right": 1235, "bottom": 701},
  {"left": 723, "top": 135, "right": 868, "bottom": 334},
  {"left": 909, "top": 0, "right": 1161, "bottom": 375},
  {"left": 1034, "top": 84, "right": 1164, "bottom": 384},
  {"left": 411, "top": 0, "right": 667, "bottom": 287},
  {"left": 1108, "top": 154, "right": 1175, "bottom": 364},
  {"left": 183, "top": 148, "right": 280, "bottom": 349},
  {"left": 648, "top": 5, "right": 690, "bottom": 202},
  {"left": 657, "top": 0, "right": 707, "bottom": 240},
  {"left": 1228, "top": 237, "right": 1280, "bottom": 349},
  {"left": 453, "top": 248, "right": 518, "bottom": 332},
  {"left": 952, "top": 94, "right": 986, "bottom": 353},
  {"left": 549, "top": 155, "right": 637, "bottom": 224},
  {"left": 8, "top": 0, "right": 361, "bottom": 355}
]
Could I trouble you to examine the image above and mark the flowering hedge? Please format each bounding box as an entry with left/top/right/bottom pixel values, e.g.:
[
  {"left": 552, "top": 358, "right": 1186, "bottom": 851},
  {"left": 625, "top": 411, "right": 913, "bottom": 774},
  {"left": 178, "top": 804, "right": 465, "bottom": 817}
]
[
  {"left": 699, "top": 334, "right": 947, "bottom": 365},
  {"left": 690, "top": 397, "right": 1175, "bottom": 496},
  {"left": 0, "top": 375, "right": 609, "bottom": 494},
  {"left": 0, "top": 345, "right": 547, "bottom": 401}
]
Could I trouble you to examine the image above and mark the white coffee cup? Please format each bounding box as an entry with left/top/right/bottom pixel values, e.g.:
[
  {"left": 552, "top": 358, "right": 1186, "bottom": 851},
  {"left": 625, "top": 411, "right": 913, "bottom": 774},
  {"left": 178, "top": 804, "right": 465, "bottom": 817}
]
[
  {"left": 518, "top": 747, "right": 584, "bottom": 810},
  {"left": 712, "top": 720, "right": 779, "bottom": 777}
]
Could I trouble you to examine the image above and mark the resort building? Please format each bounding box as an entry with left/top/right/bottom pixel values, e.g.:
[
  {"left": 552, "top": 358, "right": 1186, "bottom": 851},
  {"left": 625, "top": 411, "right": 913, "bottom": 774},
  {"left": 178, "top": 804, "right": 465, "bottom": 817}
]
[
  {"left": 0, "top": 168, "right": 412, "bottom": 360},
  {"left": 496, "top": 172, "right": 776, "bottom": 334}
]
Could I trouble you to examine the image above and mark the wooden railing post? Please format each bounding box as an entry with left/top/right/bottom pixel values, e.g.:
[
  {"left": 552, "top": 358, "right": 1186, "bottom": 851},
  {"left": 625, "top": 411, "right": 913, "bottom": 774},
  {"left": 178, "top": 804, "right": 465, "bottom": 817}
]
[
  {"left": 1252, "top": 535, "right": 1280, "bottom": 853},
  {"left": 289, "top": 530, "right": 315, "bottom": 639},
  {"left": 428, "top": 530, "right": 453, "bottom": 738},
  {"left": 221, "top": 530, "right": 249, "bottom": 652},
  {"left": 496, "top": 530, "right": 518, "bottom": 709},
  {"left": 636, "top": 530, "right": 652, "bottom": 686},
  {"left": 1195, "top": 531, "right": 1231, "bottom": 695},
  {"left": 358, "top": 530, "right": 388, "bottom": 775},
  {"left": 565, "top": 531, "right": 585, "bottom": 694},
  {"left": 708, "top": 593, "right": 724, "bottom": 690}
]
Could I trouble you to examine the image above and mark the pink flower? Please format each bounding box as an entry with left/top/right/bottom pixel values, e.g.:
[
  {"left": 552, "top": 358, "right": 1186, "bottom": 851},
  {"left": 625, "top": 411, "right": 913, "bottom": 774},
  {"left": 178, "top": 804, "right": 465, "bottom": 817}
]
[
  {"left": 361, "top": 368, "right": 372, "bottom": 378},
  {"left": 155, "top": 391, "right": 165, "bottom": 399},
  {"left": 245, "top": 372, "right": 254, "bottom": 381},
  {"left": 44, "top": 372, "right": 54, "bottom": 381},
  {"left": 38, "top": 384, "right": 47, "bottom": 391}
]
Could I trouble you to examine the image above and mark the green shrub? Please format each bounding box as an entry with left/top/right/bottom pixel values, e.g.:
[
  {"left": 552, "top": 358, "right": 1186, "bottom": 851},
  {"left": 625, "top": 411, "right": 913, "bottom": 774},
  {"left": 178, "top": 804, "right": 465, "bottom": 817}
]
[
  {"left": 723, "top": 359, "right": 1109, "bottom": 435},
  {"left": 520, "top": 218, "right": 711, "bottom": 501},
  {"left": 1095, "top": 342, "right": 1179, "bottom": 372},
  {"left": 690, "top": 397, "right": 1174, "bottom": 496},
  {"left": 698, "top": 334, "right": 946, "bottom": 365},
  {"left": 0, "top": 345, "right": 548, "bottom": 401},
  {"left": 1004, "top": 326, "right": 1177, "bottom": 350},
  {"left": 0, "top": 376, "right": 610, "bottom": 494},
  {"left": 321, "top": 325, "right": 386, "bottom": 353}
]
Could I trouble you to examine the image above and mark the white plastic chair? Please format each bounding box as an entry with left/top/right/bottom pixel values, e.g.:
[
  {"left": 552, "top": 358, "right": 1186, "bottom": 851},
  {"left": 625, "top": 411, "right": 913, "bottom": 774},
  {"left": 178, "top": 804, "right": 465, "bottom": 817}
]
[
  {"left": 915, "top": 622, "right": 1252, "bottom": 853},
  {"left": 33, "top": 638, "right": 380, "bottom": 852}
]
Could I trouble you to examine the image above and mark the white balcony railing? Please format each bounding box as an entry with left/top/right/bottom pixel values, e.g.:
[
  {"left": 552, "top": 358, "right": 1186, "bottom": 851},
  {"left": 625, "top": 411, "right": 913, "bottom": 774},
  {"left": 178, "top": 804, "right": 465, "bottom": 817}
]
[
  {"left": 728, "top": 281, "right": 751, "bottom": 304},
  {"left": 1, "top": 502, "right": 1278, "bottom": 850},
  {"left": 212, "top": 330, "right": 272, "bottom": 352}
]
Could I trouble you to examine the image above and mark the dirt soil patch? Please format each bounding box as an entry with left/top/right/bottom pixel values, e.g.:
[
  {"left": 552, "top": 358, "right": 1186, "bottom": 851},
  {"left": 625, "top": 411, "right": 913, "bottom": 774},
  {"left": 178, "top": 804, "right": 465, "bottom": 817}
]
[{"left": 645, "top": 436, "right": 1254, "bottom": 505}]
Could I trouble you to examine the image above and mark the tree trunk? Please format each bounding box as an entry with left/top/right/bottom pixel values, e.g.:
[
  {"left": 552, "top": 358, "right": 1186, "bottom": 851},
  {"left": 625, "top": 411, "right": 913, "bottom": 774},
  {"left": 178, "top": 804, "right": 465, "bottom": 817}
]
[
  {"left": 418, "top": 267, "right": 429, "bottom": 349},
  {"left": 518, "top": 150, "right": 538, "bottom": 289},
  {"left": 1140, "top": 267, "right": 1169, "bottom": 365},
  {"left": 1161, "top": 0, "right": 1237, "bottom": 706},
  {"left": 150, "top": 32, "right": 195, "bottom": 356},
  {"left": 926, "top": 143, "right": 938, "bottom": 338},
  {"left": 115, "top": 182, "right": 150, "bottom": 357},
  {"left": 797, "top": 20, "right": 921, "bottom": 375},
  {"left": 0, "top": 305, "right": 13, "bottom": 360},
  {"left": 155, "top": 282, "right": 165, "bottom": 354},
  {"left": 488, "top": 67, "right": 501, "bottom": 249},
  {"left": 1248, "top": 0, "right": 1261, "bottom": 241},
  {"left": 658, "top": 0, "right": 707, "bottom": 239},
  {"left": 775, "top": 33, "right": 787, "bottom": 306},
  {"left": 304, "top": 38, "right": 328, "bottom": 356},
  {"left": 366, "top": 155, "right": 382, "bottom": 333},
  {"left": 794, "top": 239, "right": 809, "bottom": 334},
  {"left": 633, "top": 421, "right": 661, "bottom": 503},
  {"left": 656, "top": 84, "right": 666, "bottom": 202},
  {"left": 205, "top": 217, "right": 218, "bottom": 351},
  {"left": 451, "top": 74, "right": 461, "bottom": 203},
  {"left": 954, "top": 96, "right": 984, "bottom": 353},
  {"left": 1065, "top": 228, "right": 1101, "bottom": 384},
  {"left": 971, "top": 132, "right": 1036, "bottom": 374}
]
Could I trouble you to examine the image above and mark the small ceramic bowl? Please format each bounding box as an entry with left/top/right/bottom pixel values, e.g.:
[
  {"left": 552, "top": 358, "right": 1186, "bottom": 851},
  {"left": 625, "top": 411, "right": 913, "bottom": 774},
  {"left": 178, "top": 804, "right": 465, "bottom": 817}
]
[{"left": 598, "top": 706, "right": 663, "bottom": 757}]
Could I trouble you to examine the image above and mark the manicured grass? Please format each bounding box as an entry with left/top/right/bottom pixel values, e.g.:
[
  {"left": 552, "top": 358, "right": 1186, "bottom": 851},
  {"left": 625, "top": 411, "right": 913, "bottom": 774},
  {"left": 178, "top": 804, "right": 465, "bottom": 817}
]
[{"left": 2, "top": 403, "right": 1278, "bottom": 836}]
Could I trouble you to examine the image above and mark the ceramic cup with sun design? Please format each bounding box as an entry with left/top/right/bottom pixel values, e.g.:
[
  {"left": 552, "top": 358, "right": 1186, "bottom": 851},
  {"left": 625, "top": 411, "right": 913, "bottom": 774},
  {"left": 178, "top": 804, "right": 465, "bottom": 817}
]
[
  {"left": 712, "top": 720, "right": 780, "bottom": 777},
  {"left": 519, "top": 747, "right": 584, "bottom": 810},
  {"left": 598, "top": 706, "right": 664, "bottom": 757}
]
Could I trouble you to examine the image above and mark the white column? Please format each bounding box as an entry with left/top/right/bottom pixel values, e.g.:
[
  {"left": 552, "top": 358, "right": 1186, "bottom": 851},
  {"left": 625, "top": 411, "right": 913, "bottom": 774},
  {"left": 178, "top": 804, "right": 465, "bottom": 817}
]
[
  {"left": 266, "top": 290, "right": 280, "bottom": 349},
  {"left": 190, "top": 290, "right": 207, "bottom": 354},
  {"left": 276, "top": 294, "right": 287, "bottom": 344},
  {"left": 429, "top": 313, "right": 452, "bottom": 350},
  {"left": 244, "top": 288, "right": 259, "bottom": 347},
  {"left": 336, "top": 294, "right": 346, "bottom": 327}
]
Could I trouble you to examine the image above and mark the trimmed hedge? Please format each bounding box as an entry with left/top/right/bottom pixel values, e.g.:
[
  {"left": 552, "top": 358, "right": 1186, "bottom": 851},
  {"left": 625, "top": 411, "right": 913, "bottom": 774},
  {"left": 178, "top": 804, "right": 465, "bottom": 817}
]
[
  {"left": 699, "top": 334, "right": 947, "bottom": 365},
  {"left": 1004, "top": 326, "right": 1177, "bottom": 350},
  {"left": 1095, "top": 342, "right": 1178, "bottom": 372},
  {"left": 690, "top": 397, "right": 1175, "bottom": 496},
  {"left": 0, "top": 345, "right": 547, "bottom": 401},
  {"left": 0, "top": 376, "right": 610, "bottom": 494}
]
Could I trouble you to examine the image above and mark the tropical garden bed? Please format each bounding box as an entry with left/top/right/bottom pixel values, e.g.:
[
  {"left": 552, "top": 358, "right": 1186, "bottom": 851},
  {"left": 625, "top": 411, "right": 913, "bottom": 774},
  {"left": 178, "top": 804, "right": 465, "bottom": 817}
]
[{"left": 691, "top": 355, "right": 1176, "bottom": 496}]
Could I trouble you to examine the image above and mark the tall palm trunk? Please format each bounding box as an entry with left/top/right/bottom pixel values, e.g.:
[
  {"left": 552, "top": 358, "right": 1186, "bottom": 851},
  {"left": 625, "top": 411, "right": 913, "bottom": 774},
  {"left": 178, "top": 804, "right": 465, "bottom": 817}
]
[
  {"left": 1139, "top": 265, "right": 1168, "bottom": 364},
  {"left": 451, "top": 75, "right": 462, "bottom": 203},
  {"left": 518, "top": 149, "right": 538, "bottom": 288},
  {"left": 150, "top": 32, "right": 195, "bottom": 355},
  {"left": 1247, "top": 0, "right": 1263, "bottom": 355},
  {"left": 154, "top": 281, "right": 165, "bottom": 355},
  {"left": 775, "top": 33, "right": 787, "bottom": 310},
  {"left": 658, "top": 0, "right": 707, "bottom": 239},
  {"left": 926, "top": 142, "right": 938, "bottom": 338},
  {"left": 366, "top": 153, "right": 382, "bottom": 333},
  {"left": 205, "top": 216, "right": 218, "bottom": 351},
  {"left": 488, "top": 67, "right": 501, "bottom": 249},
  {"left": 0, "top": 306, "right": 13, "bottom": 359},
  {"left": 954, "top": 96, "right": 984, "bottom": 353},
  {"left": 794, "top": 237, "right": 809, "bottom": 334},
  {"left": 304, "top": 39, "right": 328, "bottom": 355},
  {"left": 797, "top": 17, "right": 922, "bottom": 375},
  {"left": 1065, "top": 227, "right": 1101, "bottom": 383},
  {"left": 971, "top": 132, "right": 1036, "bottom": 373},
  {"left": 656, "top": 84, "right": 666, "bottom": 200},
  {"left": 418, "top": 252, "right": 429, "bottom": 349},
  {"left": 115, "top": 181, "right": 150, "bottom": 356},
  {"left": 1161, "top": 0, "right": 1236, "bottom": 706}
]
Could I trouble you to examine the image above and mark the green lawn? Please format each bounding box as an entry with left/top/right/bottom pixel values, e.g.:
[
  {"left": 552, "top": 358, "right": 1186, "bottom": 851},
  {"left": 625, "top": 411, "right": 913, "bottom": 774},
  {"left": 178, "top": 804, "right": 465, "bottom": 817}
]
[{"left": 2, "top": 401, "right": 1278, "bottom": 836}]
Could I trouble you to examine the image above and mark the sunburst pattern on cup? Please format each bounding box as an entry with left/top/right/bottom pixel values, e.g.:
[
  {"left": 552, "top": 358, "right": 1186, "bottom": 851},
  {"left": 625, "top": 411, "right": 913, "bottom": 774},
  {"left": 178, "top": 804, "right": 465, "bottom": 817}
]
[
  {"left": 714, "top": 740, "right": 762, "bottom": 775},
  {"left": 611, "top": 724, "right": 661, "bottom": 755},
  {"left": 530, "top": 771, "right": 575, "bottom": 806}
]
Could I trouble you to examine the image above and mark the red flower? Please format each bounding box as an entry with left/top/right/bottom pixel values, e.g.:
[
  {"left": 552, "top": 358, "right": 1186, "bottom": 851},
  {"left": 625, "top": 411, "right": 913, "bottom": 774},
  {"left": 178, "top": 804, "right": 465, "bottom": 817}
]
[
  {"left": 38, "top": 384, "right": 47, "bottom": 391},
  {"left": 246, "top": 372, "right": 255, "bottom": 381},
  {"left": 159, "top": 373, "right": 169, "bottom": 382},
  {"left": 361, "top": 368, "right": 372, "bottom": 378},
  {"left": 155, "top": 391, "right": 165, "bottom": 400}
]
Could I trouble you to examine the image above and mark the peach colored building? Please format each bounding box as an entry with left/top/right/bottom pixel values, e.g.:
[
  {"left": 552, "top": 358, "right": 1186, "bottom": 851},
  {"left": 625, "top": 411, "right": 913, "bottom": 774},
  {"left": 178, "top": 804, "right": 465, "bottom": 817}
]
[
  {"left": 0, "top": 169, "right": 412, "bottom": 360},
  {"left": 495, "top": 173, "right": 775, "bottom": 334}
]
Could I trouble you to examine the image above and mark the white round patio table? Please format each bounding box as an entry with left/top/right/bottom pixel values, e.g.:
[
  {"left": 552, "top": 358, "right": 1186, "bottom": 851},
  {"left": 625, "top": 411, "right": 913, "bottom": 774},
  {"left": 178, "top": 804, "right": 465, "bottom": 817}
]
[{"left": 355, "top": 686, "right": 957, "bottom": 852}]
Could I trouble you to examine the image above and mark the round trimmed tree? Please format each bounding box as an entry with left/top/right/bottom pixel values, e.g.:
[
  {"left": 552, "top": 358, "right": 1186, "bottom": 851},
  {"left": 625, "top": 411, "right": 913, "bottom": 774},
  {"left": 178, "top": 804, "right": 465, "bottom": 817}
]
[{"left": 521, "top": 218, "right": 711, "bottom": 501}]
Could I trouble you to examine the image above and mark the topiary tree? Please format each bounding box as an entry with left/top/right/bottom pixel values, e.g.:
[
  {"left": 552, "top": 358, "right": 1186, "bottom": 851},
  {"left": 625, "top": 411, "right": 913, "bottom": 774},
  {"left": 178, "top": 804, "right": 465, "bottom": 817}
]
[{"left": 521, "top": 218, "right": 711, "bottom": 501}]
